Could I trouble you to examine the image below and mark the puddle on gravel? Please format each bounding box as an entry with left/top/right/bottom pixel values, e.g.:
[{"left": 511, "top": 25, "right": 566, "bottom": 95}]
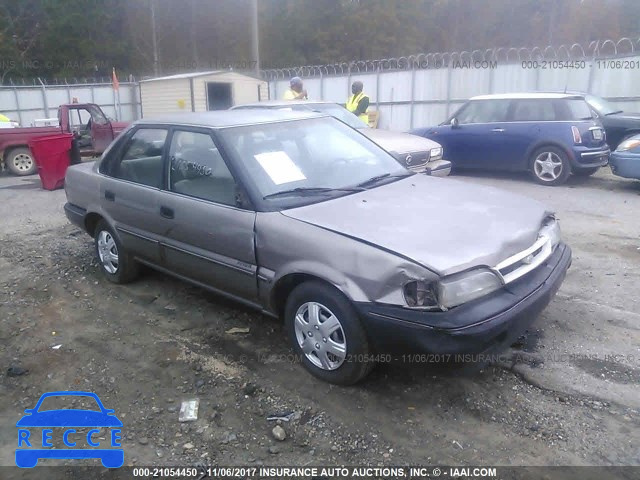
[{"left": 510, "top": 329, "right": 544, "bottom": 352}]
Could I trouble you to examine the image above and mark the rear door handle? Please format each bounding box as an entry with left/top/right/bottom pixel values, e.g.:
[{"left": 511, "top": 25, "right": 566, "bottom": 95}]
[
  {"left": 491, "top": 128, "right": 505, "bottom": 132},
  {"left": 104, "top": 190, "right": 115, "bottom": 201},
  {"left": 160, "top": 206, "right": 174, "bottom": 219}
]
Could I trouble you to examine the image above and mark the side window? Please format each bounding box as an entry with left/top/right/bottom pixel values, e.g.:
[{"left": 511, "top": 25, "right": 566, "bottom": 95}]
[
  {"left": 87, "top": 105, "right": 109, "bottom": 125},
  {"left": 456, "top": 100, "right": 509, "bottom": 124},
  {"left": 512, "top": 100, "right": 556, "bottom": 121},
  {"left": 168, "top": 130, "right": 238, "bottom": 206},
  {"left": 112, "top": 128, "right": 168, "bottom": 188}
]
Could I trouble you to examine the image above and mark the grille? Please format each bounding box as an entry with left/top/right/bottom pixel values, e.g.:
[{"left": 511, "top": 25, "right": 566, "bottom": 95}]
[
  {"left": 403, "top": 151, "right": 430, "bottom": 169},
  {"left": 494, "top": 236, "right": 553, "bottom": 284}
]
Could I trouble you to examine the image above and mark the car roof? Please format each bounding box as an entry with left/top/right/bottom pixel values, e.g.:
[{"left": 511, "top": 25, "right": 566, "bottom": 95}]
[
  {"left": 136, "top": 109, "right": 325, "bottom": 128},
  {"left": 232, "top": 100, "right": 338, "bottom": 109},
  {"left": 470, "top": 93, "right": 585, "bottom": 100}
]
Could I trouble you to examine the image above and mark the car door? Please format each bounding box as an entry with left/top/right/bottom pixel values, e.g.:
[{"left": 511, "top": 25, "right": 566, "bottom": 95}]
[
  {"left": 434, "top": 99, "right": 511, "bottom": 168},
  {"left": 156, "top": 128, "right": 258, "bottom": 303},
  {"left": 99, "top": 127, "right": 170, "bottom": 265},
  {"left": 87, "top": 105, "right": 115, "bottom": 153},
  {"left": 489, "top": 99, "right": 560, "bottom": 171}
]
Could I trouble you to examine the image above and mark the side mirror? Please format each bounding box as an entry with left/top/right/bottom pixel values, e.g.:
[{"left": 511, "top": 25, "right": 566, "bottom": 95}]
[{"left": 450, "top": 117, "right": 460, "bottom": 128}]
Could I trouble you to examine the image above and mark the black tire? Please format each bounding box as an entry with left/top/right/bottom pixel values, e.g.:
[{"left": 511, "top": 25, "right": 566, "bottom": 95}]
[
  {"left": 284, "top": 281, "right": 374, "bottom": 385},
  {"left": 529, "top": 146, "right": 571, "bottom": 186},
  {"left": 573, "top": 166, "right": 600, "bottom": 177},
  {"left": 94, "top": 220, "right": 139, "bottom": 284},
  {"left": 6, "top": 147, "right": 37, "bottom": 176}
]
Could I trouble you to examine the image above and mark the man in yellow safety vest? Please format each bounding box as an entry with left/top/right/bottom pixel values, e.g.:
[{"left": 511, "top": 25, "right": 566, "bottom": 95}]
[
  {"left": 346, "top": 81, "right": 369, "bottom": 124},
  {"left": 283, "top": 77, "right": 308, "bottom": 100}
]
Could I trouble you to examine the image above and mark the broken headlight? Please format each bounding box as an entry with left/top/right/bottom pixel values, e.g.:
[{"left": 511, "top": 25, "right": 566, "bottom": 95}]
[
  {"left": 403, "top": 280, "right": 438, "bottom": 308},
  {"left": 539, "top": 216, "right": 561, "bottom": 249}
]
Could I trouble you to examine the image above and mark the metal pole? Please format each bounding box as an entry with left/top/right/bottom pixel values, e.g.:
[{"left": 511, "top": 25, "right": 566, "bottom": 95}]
[
  {"left": 12, "top": 85, "right": 23, "bottom": 126},
  {"left": 151, "top": 0, "right": 159, "bottom": 76},
  {"left": 409, "top": 67, "right": 416, "bottom": 129},
  {"left": 112, "top": 87, "right": 118, "bottom": 120},
  {"left": 191, "top": 0, "right": 199, "bottom": 68},
  {"left": 445, "top": 63, "right": 452, "bottom": 117},
  {"left": 586, "top": 59, "right": 595, "bottom": 93},
  {"left": 251, "top": 0, "right": 260, "bottom": 76},
  {"left": 375, "top": 67, "right": 380, "bottom": 113},
  {"left": 38, "top": 77, "right": 49, "bottom": 118}
]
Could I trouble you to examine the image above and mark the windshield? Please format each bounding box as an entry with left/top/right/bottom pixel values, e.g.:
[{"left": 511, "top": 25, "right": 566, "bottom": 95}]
[
  {"left": 218, "top": 117, "right": 408, "bottom": 209},
  {"left": 306, "top": 104, "right": 369, "bottom": 129},
  {"left": 585, "top": 95, "right": 621, "bottom": 115}
]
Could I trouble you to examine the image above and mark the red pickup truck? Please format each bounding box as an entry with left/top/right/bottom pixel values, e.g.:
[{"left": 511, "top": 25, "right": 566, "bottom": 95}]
[{"left": 0, "top": 103, "right": 128, "bottom": 176}]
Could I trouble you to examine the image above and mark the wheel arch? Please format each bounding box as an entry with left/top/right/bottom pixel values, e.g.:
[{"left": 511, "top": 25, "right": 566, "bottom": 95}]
[
  {"left": 526, "top": 141, "right": 573, "bottom": 170},
  {"left": 1, "top": 144, "right": 31, "bottom": 162},
  {"left": 270, "top": 272, "right": 356, "bottom": 319},
  {"left": 84, "top": 212, "right": 106, "bottom": 237}
]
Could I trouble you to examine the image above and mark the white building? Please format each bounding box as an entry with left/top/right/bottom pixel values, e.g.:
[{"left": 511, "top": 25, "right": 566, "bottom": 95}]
[{"left": 139, "top": 71, "right": 269, "bottom": 118}]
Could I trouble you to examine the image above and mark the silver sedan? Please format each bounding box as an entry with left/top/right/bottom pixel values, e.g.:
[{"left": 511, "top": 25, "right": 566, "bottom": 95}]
[{"left": 64, "top": 110, "right": 571, "bottom": 384}]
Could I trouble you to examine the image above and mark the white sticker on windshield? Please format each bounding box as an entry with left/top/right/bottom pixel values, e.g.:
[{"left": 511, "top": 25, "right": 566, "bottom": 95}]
[{"left": 254, "top": 151, "right": 306, "bottom": 185}]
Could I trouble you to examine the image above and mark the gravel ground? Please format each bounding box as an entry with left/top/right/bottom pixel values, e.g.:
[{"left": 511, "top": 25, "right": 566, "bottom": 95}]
[{"left": 0, "top": 166, "right": 638, "bottom": 479}]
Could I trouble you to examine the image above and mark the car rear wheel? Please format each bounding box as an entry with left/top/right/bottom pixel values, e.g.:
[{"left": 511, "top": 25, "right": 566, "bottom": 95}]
[
  {"left": 6, "top": 147, "right": 37, "bottom": 176},
  {"left": 530, "top": 147, "right": 571, "bottom": 186},
  {"left": 285, "top": 281, "right": 374, "bottom": 385},
  {"left": 573, "top": 166, "right": 600, "bottom": 177},
  {"left": 94, "top": 220, "right": 139, "bottom": 284}
]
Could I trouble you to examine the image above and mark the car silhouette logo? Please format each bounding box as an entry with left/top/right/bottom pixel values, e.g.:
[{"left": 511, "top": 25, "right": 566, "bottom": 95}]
[{"left": 15, "top": 391, "right": 123, "bottom": 468}]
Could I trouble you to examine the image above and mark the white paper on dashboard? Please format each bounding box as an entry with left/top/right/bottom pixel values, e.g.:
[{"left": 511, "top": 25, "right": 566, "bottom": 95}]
[{"left": 254, "top": 151, "right": 306, "bottom": 185}]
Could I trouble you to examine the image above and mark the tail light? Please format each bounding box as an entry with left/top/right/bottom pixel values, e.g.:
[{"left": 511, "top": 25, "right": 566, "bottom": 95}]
[{"left": 571, "top": 126, "right": 582, "bottom": 144}]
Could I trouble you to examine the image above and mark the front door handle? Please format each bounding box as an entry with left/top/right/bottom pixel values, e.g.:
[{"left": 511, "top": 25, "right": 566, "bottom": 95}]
[
  {"left": 104, "top": 190, "right": 115, "bottom": 201},
  {"left": 491, "top": 128, "right": 505, "bottom": 132},
  {"left": 160, "top": 206, "right": 174, "bottom": 219}
]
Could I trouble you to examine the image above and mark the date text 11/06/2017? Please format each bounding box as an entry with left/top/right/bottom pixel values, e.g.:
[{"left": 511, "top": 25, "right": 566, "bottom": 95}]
[{"left": 132, "top": 466, "right": 499, "bottom": 478}]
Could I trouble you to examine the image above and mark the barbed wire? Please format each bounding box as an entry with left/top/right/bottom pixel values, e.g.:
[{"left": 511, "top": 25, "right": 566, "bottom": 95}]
[
  {"left": 261, "top": 37, "right": 640, "bottom": 80},
  {"left": 1, "top": 76, "right": 138, "bottom": 87}
]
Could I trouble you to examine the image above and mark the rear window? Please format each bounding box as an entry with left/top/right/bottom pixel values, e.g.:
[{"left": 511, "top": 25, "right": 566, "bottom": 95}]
[{"left": 562, "top": 99, "right": 593, "bottom": 121}]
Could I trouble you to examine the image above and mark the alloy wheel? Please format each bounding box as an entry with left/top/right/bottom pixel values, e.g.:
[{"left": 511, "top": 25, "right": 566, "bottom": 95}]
[
  {"left": 294, "top": 301, "right": 347, "bottom": 370},
  {"left": 533, "top": 151, "right": 563, "bottom": 182},
  {"left": 12, "top": 153, "right": 34, "bottom": 173},
  {"left": 97, "top": 230, "right": 119, "bottom": 274}
]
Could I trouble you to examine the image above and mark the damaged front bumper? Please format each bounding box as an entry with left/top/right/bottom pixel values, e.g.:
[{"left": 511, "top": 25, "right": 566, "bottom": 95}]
[{"left": 354, "top": 243, "right": 571, "bottom": 355}]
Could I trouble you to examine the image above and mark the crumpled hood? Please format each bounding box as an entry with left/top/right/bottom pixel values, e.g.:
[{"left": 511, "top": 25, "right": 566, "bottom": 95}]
[
  {"left": 361, "top": 128, "right": 441, "bottom": 154},
  {"left": 282, "top": 175, "right": 552, "bottom": 275}
]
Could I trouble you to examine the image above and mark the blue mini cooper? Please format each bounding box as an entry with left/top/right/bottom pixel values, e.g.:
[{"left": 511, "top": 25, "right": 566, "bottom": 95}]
[{"left": 411, "top": 93, "right": 610, "bottom": 185}]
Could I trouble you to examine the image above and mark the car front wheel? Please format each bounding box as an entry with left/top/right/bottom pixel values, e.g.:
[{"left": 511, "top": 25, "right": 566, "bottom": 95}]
[
  {"left": 94, "top": 220, "right": 139, "bottom": 284},
  {"left": 530, "top": 147, "right": 571, "bottom": 186},
  {"left": 285, "top": 281, "right": 374, "bottom": 385}
]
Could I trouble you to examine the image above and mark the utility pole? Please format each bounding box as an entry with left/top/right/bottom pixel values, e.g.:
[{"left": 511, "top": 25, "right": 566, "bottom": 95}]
[
  {"left": 547, "top": 0, "right": 556, "bottom": 45},
  {"left": 151, "top": 0, "right": 159, "bottom": 75},
  {"left": 251, "top": 0, "right": 260, "bottom": 76},
  {"left": 191, "top": 0, "right": 199, "bottom": 68}
]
